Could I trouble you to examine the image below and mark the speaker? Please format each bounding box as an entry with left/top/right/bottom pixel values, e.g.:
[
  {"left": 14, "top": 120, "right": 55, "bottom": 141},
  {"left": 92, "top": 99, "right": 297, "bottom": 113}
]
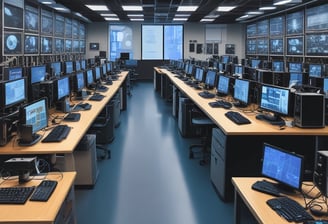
[
  {"left": 294, "top": 92, "right": 325, "bottom": 128},
  {"left": 314, "top": 151, "right": 328, "bottom": 197}
]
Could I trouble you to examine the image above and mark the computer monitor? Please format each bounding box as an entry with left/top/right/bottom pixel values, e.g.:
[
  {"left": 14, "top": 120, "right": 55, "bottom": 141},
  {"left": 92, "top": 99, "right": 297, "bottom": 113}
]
[
  {"left": 94, "top": 66, "right": 101, "bottom": 82},
  {"left": 187, "top": 64, "right": 194, "bottom": 77},
  {"left": 323, "top": 78, "right": 328, "bottom": 97},
  {"left": 120, "top": 52, "right": 130, "bottom": 60},
  {"left": 272, "top": 61, "right": 284, "bottom": 72},
  {"left": 289, "top": 73, "right": 303, "bottom": 87},
  {"left": 251, "top": 59, "right": 261, "bottom": 69},
  {"left": 64, "top": 61, "right": 73, "bottom": 74},
  {"left": 308, "top": 64, "right": 323, "bottom": 78},
  {"left": 86, "top": 69, "right": 95, "bottom": 88},
  {"left": 3, "top": 67, "right": 23, "bottom": 80},
  {"left": 71, "top": 71, "right": 85, "bottom": 93},
  {"left": 204, "top": 70, "right": 217, "bottom": 88},
  {"left": 101, "top": 63, "right": 107, "bottom": 77},
  {"left": 18, "top": 97, "right": 48, "bottom": 146},
  {"left": 0, "top": 77, "right": 27, "bottom": 110},
  {"left": 259, "top": 84, "right": 290, "bottom": 122},
  {"left": 288, "top": 62, "right": 302, "bottom": 73},
  {"left": 233, "top": 79, "right": 250, "bottom": 107},
  {"left": 221, "top": 55, "right": 230, "bottom": 64},
  {"left": 56, "top": 76, "right": 70, "bottom": 101},
  {"left": 50, "top": 62, "right": 62, "bottom": 77},
  {"left": 75, "top": 60, "right": 81, "bottom": 72},
  {"left": 233, "top": 65, "right": 244, "bottom": 76},
  {"left": 81, "top": 60, "right": 86, "bottom": 70},
  {"left": 217, "top": 75, "right": 230, "bottom": 96},
  {"left": 106, "top": 62, "right": 112, "bottom": 73},
  {"left": 195, "top": 67, "right": 204, "bottom": 82},
  {"left": 261, "top": 143, "right": 304, "bottom": 191},
  {"left": 30, "top": 65, "right": 47, "bottom": 84}
]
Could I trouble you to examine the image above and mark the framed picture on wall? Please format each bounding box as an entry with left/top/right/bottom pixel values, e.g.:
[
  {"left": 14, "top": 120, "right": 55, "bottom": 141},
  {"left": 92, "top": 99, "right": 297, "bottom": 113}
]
[
  {"left": 225, "top": 44, "right": 235, "bottom": 54},
  {"left": 213, "top": 43, "right": 219, "bottom": 55},
  {"left": 189, "top": 43, "right": 195, "bottom": 52},
  {"left": 196, "top": 44, "right": 203, "bottom": 54},
  {"left": 89, "top": 42, "right": 99, "bottom": 50},
  {"left": 206, "top": 43, "right": 213, "bottom": 54}
]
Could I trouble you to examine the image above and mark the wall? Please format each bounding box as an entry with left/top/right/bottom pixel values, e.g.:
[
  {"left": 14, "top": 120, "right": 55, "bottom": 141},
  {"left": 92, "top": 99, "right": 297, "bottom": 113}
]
[{"left": 86, "top": 22, "right": 109, "bottom": 59}]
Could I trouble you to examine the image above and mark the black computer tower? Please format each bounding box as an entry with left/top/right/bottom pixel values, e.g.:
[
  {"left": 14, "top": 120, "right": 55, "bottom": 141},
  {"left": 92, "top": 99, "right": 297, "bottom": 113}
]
[
  {"left": 172, "top": 85, "right": 179, "bottom": 118},
  {"left": 314, "top": 151, "right": 328, "bottom": 197},
  {"left": 39, "top": 81, "right": 55, "bottom": 108},
  {"left": 178, "top": 97, "right": 198, "bottom": 137}
]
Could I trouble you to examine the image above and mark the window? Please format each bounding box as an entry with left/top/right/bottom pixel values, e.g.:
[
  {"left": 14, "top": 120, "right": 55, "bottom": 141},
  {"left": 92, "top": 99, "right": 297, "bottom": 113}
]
[{"left": 109, "top": 25, "right": 133, "bottom": 61}]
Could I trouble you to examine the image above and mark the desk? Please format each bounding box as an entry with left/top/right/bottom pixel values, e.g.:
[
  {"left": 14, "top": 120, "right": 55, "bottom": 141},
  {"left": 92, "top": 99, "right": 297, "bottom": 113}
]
[
  {"left": 231, "top": 177, "right": 325, "bottom": 224},
  {"left": 154, "top": 67, "right": 328, "bottom": 201},
  {"left": 0, "top": 72, "right": 128, "bottom": 171},
  {"left": 0, "top": 171, "right": 76, "bottom": 224}
]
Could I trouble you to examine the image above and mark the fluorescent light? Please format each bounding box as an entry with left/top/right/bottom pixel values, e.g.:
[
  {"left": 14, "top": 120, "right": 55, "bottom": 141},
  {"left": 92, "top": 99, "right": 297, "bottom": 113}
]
[
  {"left": 201, "top": 18, "right": 215, "bottom": 22},
  {"left": 175, "top": 14, "right": 191, "bottom": 17},
  {"left": 173, "top": 18, "right": 188, "bottom": 21},
  {"left": 122, "top": 5, "right": 143, "bottom": 11},
  {"left": 130, "top": 18, "right": 144, "bottom": 21},
  {"left": 273, "top": 0, "right": 292, "bottom": 5},
  {"left": 100, "top": 13, "right": 117, "bottom": 17},
  {"left": 104, "top": 17, "right": 120, "bottom": 21},
  {"left": 85, "top": 5, "right": 109, "bottom": 11},
  {"left": 38, "top": 0, "right": 55, "bottom": 5},
  {"left": 177, "top": 6, "right": 198, "bottom": 12},
  {"left": 217, "top": 6, "right": 236, "bottom": 12},
  {"left": 247, "top": 11, "right": 264, "bottom": 15},
  {"left": 259, "top": 6, "right": 277, "bottom": 10},
  {"left": 127, "top": 14, "right": 144, "bottom": 17}
]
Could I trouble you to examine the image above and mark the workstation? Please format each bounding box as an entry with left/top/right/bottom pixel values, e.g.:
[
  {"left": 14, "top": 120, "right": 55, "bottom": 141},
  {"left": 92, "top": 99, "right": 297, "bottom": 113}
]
[{"left": 2, "top": 0, "right": 328, "bottom": 223}]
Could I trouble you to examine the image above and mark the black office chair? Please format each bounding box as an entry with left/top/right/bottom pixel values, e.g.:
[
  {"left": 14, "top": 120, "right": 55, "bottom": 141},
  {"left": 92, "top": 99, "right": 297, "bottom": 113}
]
[
  {"left": 189, "top": 107, "right": 215, "bottom": 166},
  {"left": 87, "top": 104, "right": 113, "bottom": 160}
]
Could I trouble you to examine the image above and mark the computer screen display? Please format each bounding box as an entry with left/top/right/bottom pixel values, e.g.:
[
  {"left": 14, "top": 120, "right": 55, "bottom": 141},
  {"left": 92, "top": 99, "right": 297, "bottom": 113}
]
[
  {"left": 30, "top": 65, "right": 46, "bottom": 84},
  {"left": 81, "top": 60, "right": 86, "bottom": 70},
  {"left": 272, "top": 61, "right": 284, "bottom": 72},
  {"left": 76, "top": 72, "right": 85, "bottom": 91},
  {"left": 205, "top": 70, "right": 216, "bottom": 87},
  {"left": 308, "top": 64, "right": 322, "bottom": 77},
  {"left": 1, "top": 78, "right": 26, "bottom": 109},
  {"left": 221, "top": 55, "right": 230, "bottom": 64},
  {"left": 75, "top": 61, "right": 81, "bottom": 72},
  {"left": 65, "top": 61, "right": 73, "bottom": 74},
  {"left": 261, "top": 143, "right": 304, "bottom": 190},
  {"left": 195, "top": 67, "right": 204, "bottom": 82},
  {"left": 94, "top": 67, "right": 101, "bottom": 81},
  {"left": 217, "top": 75, "right": 230, "bottom": 95},
  {"left": 260, "top": 84, "right": 289, "bottom": 116},
  {"left": 120, "top": 52, "right": 130, "bottom": 60},
  {"left": 233, "top": 79, "right": 250, "bottom": 105},
  {"left": 289, "top": 73, "right": 303, "bottom": 87},
  {"left": 21, "top": 97, "right": 48, "bottom": 134},
  {"left": 86, "top": 69, "right": 95, "bottom": 86},
  {"left": 323, "top": 78, "right": 328, "bottom": 97},
  {"left": 51, "top": 62, "right": 61, "bottom": 77},
  {"left": 251, "top": 59, "right": 261, "bottom": 68},
  {"left": 102, "top": 64, "right": 107, "bottom": 76},
  {"left": 57, "top": 76, "right": 70, "bottom": 100},
  {"left": 234, "top": 65, "right": 243, "bottom": 75},
  {"left": 187, "top": 64, "right": 194, "bottom": 76},
  {"left": 288, "top": 62, "right": 302, "bottom": 73},
  {"left": 107, "top": 62, "right": 112, "bottom": 73},
  {"left": 3, "top": 67, "right": 23, "bottom": 80}
]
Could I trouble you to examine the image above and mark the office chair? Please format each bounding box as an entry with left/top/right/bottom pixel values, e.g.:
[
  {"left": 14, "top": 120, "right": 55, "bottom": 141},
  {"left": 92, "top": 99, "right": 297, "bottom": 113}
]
[
  {"left": 87, "top": 103, "right": 113, "bottom": 160},
  {"left": 189, "top": 107, "right": 215, "bottom": 166}
]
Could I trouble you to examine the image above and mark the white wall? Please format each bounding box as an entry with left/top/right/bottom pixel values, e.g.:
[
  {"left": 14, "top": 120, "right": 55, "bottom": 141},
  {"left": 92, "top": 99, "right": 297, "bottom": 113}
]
[{"left": 85, "top": 22, "right": 245, "bottom": 62}]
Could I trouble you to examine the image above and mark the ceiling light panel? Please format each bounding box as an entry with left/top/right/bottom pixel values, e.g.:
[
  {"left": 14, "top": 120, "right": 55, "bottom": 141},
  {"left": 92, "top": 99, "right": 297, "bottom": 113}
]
[
  {"left": 85, "top": 5, "right": 109, "bottom": 11},
  {"left": 217, "top": 6, "right": 236, "bottom": 12},
  {"left": 122, "top": 5, "right": 143, "bottom": 11},
  {"left": 177, "top": 6, "right": 198, "bottom": 12}
]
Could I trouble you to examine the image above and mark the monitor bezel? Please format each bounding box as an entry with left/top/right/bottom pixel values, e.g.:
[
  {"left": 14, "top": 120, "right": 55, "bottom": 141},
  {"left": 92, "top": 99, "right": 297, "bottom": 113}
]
[
  {"left": 233, "top": 78, "right": 250, "bottom": 105},
  {"left": 0, "top": 77, "right": 27, "bottom": 110}
]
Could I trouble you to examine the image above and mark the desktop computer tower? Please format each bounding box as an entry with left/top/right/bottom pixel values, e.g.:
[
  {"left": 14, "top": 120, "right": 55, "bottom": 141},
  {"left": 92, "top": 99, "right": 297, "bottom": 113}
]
[
  {"left": 172, "top": 85, "right": 179, "bottom": 118},
  {"left": 112, "top": 92, "right": 121, "bottom": 128},
  {"left": 314, "top": 151, "right": 328, "bottom": 197},
  {"left": 39, "top": 81, "right": 55, "bottom": 108},
  {"left": 294, "top": 92, "right": 325, "bottom": 128},
  {"left": 178, "top": 97, "right": 198, "bottom": 137}
]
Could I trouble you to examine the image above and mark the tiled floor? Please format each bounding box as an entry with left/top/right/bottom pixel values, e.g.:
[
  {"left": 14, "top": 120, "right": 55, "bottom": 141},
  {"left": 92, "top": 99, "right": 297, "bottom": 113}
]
[{"left": 75, "top": 81, "right": 234, "bottom": 224}]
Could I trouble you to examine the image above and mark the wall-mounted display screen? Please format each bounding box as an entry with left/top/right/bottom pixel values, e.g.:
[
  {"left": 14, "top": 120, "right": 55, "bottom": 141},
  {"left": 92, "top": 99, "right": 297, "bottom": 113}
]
[
  {"left": 41, "top": 36, "right": 52, "bottom": 54},
  {"left": 270, "top": 16, "right": 284, "bottom": 36},
  {"left": 24, "top": 35, "right": 39, "bottom": 54},
  {"left": 80, "top": 40, "right": 85, "bottom": 53},
  {"left": 4, "top": 3, "right": 23, "bottom": 29},
  {"left": 65, "top": 39, "right": 72, "bottom": 53},
  {"left": 246, "top": 39, "right": 256, "bottom": 54},
  {"left": 73, "top": 40, "right": 80, "bottom": 52},
  {"left": 25, "top": 5, "right": 39, "bottom": 32},
  {"left": 306, "top": 33, "right": 328, "bottom": 56},
  {"left": 270, "top": 38, "right": 283, "bottom": 55},
  {"left": 80, "top": 23, "right": 86, "bottom": 38},
  {"left": 286, "top": 11, "right": 304, "bottom": 35},
  {"left": 286, "top": 37, "right": 303, "bottom": 55},
  {"left": 55, "top": 14, "right": 65, "bottom": 37},
  {"left": 41, "top": 9, "right": 53, "bottom": 35},
  {"left": 257, "top": 38, "right": 268, "bottom": 54},
  {"left": 54, "top": 38, "right": 64, "bottom": 53},
  {"left": 306, "top": 4, "right": 328, "bottom": 31},
  {"left": 247, "top": 24, "right": 257, "bottom": 37},
  {"left": 65, "top": 18, "right": 72, "bottom": 38},
  {"left": 257, "top": 20, "right": 269, "bottom": 36},
  {"left": 4, "top": 32, "right": 22, "bottom": 55},
  {"left": 72, "top": 20, "right": 79, "bottom": 39}
]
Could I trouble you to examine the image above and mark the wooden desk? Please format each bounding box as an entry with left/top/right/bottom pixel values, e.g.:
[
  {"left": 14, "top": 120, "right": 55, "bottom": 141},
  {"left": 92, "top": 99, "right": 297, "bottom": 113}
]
[
  {"left": 0, "top": 72, "right": 128, "bottom": 171},
  {"left": 0, "top": 171, "right": 76, "bottom": 224},
  {"left": 155, "top": 67, "right": 328, "bottom": 201},
  {"left": 231, "top": 177, "right": 325, "bottom": 224}
]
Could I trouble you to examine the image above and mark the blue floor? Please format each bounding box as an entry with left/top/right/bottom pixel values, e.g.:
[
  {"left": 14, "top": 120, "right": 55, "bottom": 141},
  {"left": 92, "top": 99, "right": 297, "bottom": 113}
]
[{"left": 75, "top": 81, "right": 234, "bottom": 224}]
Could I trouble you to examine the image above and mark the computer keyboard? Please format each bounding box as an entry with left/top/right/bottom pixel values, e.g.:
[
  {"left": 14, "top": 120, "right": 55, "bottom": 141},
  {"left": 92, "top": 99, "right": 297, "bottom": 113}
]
[
  {"left": 251, "top": 180, "right": 281, "bottom": 197},
  {"left": 89, "top": 93, "right": 105, "bottom": 101},
  {"left": 198, "top": 91, "right": 216, "bottom": 99},
  {"left": 267, "top": 196, "right": 314, "bottom": 222},
  {"left": 30, "top": 180, "right": 57, "bottom": 202},
  {"left": 42, "top": 125, "right": 71, "bottom": 143},
  {"left": 225, "top": 111, "right": 251, "bottom": 125},
  {"left": 72, "top": 103, "right": 92, "bottom": 111},
  {"left": 96, "top": 85, "right": 108, "bottom": 92},
  {"left": 209, "top": 100, "right": 232, "bottom": 109},
  {"left": 63, "top": 112, "right": 81, "bottom": 122},
  {"left": 0, "top": 186, "right": 35, "bottom": 204}
]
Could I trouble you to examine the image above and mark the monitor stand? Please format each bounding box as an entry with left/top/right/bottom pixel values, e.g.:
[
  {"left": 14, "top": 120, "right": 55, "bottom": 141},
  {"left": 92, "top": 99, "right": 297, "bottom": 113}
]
[
  {"left": 255, "top": 113, "right": 285, "bottom": 126},
  {"left": 18, "top": 133, "right": 42, "bottom": 146},
  {"left": 233, "top": 101, "right": 247, "bottom": 108}
]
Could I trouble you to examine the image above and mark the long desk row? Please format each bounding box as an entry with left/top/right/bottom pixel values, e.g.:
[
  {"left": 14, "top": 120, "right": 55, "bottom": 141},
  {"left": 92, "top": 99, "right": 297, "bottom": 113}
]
[
  {"left": 154, "top": 67, "right": 328, "bottom": 201},
  {"left": 0, "top": 71, "right": 128, "bottom": 171}
]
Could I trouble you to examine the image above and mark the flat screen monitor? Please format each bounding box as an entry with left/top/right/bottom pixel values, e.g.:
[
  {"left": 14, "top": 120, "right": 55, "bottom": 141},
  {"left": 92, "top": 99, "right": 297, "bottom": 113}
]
[
  {"left": 4, "top": 32, "right": 22, "bottom": 55},
  {"left": 261, "top": 143, "right": 304, "bottom": 191},
  {"left": 308, "top": 64, "right": 323, "bottom": 78},
  {"left": 102, "top": 64, "right": 107, "bottom": 76},
  {"left": 217, "top": 75, "right": 230, "bottom": 96},
  {"left": 50, "top": 62, "right": 61, "bottom": 77},
  {"left": 289, "top": 73, "right": 303, "bottom": 87},
  {"left": 323, "top": 78, "right": 328, "bottom": 97},
  {"left": 187, "top": 64, "right": 194, "bottom": 76},
  {"left": 94, "top": 67, "right": 101, "bottom": 81},
  {"left": 221, "top": 55, "right": 230, "bottom": 64},
  {"left": 272, "top": 61, "right": 284, "bottom": 72},
  {"left": 195, "top": 67, "right": 204, "bottom": 82},
  {"left": 204, "top": 70, "right": 217, "bottom": 88},
  {"left": 259, "top": 84, "right": 290, "bottom": 121},
  {"left": 41, "top": 37, "right": 52, "bottom": 54},
  {"left": 4, "top": 3, "right": 23, "bottom": 29},
  {"left": 56, "top": 76, "right": 70, "bottom": 100},
  {"left": 18, "top": 97, "right": 48, "bottom": 146},
  {"left": 86, "top": 69, "right": 95, "bottom": 87},
  {"left": 234, "top": 65, "right": 243, "bottom": 75},
  {"left": 75, "top": 61, "right": 81, "bottom": 72},
  {"left": 288, "top": 62, "right": 302, "bottom": 73},
  {"left": 251, "top": 59, "right": 261, "bottom": 69},
  {"left": 81, "top": 60, "right": 86, "bottom": 70},
  {"left": 120, "top": 52, "right": 130, "bottom": 60},
  {"left": 0, "top": 78, "right": 26, "bottom": 109},
  {"left": 106, "top": 62, "right": 112, "bottom": 73},
  {"left": 3, "top": 67, "right": 23, "bottom": 80},
  {"left": 65, "top": 61, "right": 73, "bottom": 74},
  {"left": 24, "top": 35, "right": 38, "bottom": 54},
  {"left": 30, "top": 65, "right": 46, "bottom": 84},
  {"left": 233, "top": 79, "right": 250, "bottom": 106},
  {"left": 71, "top": 71, "right": 85, "bottom": 92}
]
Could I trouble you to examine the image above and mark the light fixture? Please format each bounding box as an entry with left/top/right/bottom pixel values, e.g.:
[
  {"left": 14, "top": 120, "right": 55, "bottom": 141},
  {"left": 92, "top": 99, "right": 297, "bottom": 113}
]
[
  {"left": 104, "top": 17, "right": 120, "bottom": 21},
  {"left": 177, "top": 6, "right": 198, "bottom": 12},
  {"left": 38, "top": 0, "right": 56, "bottom": 5},
  {"left": 85, "top": 5, "right": 109, "bottom": 11},
  {"left": 247, "top": 11, "right": 264, "bottom": 15},
  {"left": 259, "top": 6, "right": 277, "bottom": 10},
  {"left": 217, "top": 6, "right": 236, "bottom": 12},
  {"left": 130, "top": 18, "right": 144, "bottom": 21},
  {"left": 122, "top": 5, "right": 143, "bottom": 11},
  {"left": 127, "top": 14, "right": 144, "bottom": 17},
  {"left": 52, "top": 4, "right": 70, "bottom": 13},
  {"left": 173, "top": 18, "right": 188, "bottom": 21},
  {"left": 273, "top": 0, "right": 292, "bottom": 5},
  {"left": 100, "top": 13, "right": 117, "bottom": 17},
  {"left": 201, "top": 18, "right": 215, "bottom": 22},
  {"left": 175, "top": 14, "right": 191, "bottom": 17}
]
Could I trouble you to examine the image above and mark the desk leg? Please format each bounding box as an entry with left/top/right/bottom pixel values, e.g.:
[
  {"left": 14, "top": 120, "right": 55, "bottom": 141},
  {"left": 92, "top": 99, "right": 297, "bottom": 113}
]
[
  {"left": 64, "top": 153, "right": 76, "bottom": 171},
  {"left": 234, "top": 189, "right": 242, "bottom": 224}
]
